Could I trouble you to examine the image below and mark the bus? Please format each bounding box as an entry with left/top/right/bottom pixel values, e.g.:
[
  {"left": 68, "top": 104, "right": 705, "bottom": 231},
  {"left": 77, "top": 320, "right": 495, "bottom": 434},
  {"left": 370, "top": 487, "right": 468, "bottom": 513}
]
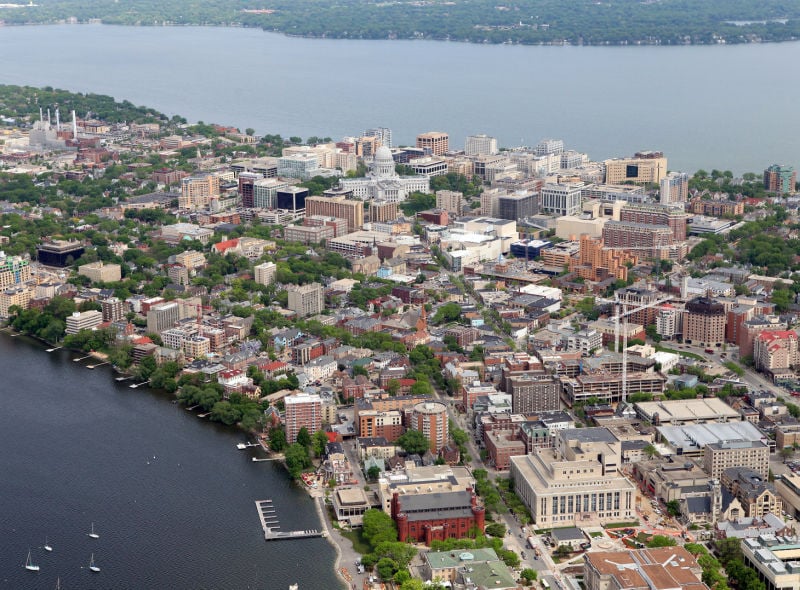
[{"left": 541, "top": 579, "right": 550, "bottom": 589}]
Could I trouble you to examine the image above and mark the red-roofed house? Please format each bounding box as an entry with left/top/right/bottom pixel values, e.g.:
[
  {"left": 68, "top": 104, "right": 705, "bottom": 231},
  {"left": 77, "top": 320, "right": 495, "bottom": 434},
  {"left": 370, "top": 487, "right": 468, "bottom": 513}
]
[
  {"left": 755, "top": 330, "right": 799, "bottom": 373},
  {"left": 213, "top": 238, "right": 240, "bottom": 255}
]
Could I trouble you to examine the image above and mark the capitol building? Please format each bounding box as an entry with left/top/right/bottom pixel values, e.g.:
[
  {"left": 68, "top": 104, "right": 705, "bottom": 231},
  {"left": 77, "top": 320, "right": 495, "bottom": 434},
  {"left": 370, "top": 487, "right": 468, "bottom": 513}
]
[{"left": 339, "top": 146, "right": 430, "bottom": 203}]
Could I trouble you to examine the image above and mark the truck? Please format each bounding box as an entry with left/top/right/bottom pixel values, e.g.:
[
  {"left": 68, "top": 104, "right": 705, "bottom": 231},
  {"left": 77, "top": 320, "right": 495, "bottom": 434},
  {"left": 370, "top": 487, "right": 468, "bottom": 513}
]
[{"left": 527, "top": 537, "right": 542, "bottom": 558}]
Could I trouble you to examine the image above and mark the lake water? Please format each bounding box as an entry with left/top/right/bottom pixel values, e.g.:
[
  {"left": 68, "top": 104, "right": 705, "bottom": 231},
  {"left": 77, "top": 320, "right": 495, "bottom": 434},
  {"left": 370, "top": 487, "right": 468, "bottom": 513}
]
[
  {"left": 0, "top": 24, "right": 799, "bottom": 173},
  {"left": 0, "top": 333, "right": 341, "bottom": 590}
]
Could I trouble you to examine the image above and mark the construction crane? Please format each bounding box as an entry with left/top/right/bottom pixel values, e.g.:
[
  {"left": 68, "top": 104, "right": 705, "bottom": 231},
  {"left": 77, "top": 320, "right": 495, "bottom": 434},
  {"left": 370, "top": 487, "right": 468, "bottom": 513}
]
[{"left": 611, "top": 291, "right": 675, "bottom": 403}]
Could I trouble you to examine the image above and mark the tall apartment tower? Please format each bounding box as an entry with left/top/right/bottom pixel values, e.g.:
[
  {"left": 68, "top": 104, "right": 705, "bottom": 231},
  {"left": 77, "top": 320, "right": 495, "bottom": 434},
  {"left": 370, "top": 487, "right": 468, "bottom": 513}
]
[
  {"left": 659, "top": 171, "right": 689, "bottom": 204},
  {"left": 436, "top": 190, "right": 464, "bottom": 215},
  {"left": 535, "top": 139, "right": 564, "bottom": 156},
  {"left": 100, "top": 297, "right": 126, "bottom": 322},
  {"left": 764, "top": 164, "right": 797, "bottom": 195},
  {"left": 284, "top": 393, "right": 322, "bottom": 443},
  {"left": 465, "top": 134, "right": 499, "bottom": 156},
  {"left": 412, "top": 401, "right": 449, "bottom": 452},
  {"left": 684, "top": 296, "right": 725, "bottom": 348},
  {"left": 254, "top": 262, "right": 277, "bottom": 286},
  {"left": 287, "top": 283, "right": 324, "bottom": 318},
  {"left": 416, "top": 131, "right": 449, "bottom": 156},
  {"left": 179, "top": 173, "right": 220, "bottom": 210},
  {"left": 363, "top": 127, "right": 392, "bottom": 149}
]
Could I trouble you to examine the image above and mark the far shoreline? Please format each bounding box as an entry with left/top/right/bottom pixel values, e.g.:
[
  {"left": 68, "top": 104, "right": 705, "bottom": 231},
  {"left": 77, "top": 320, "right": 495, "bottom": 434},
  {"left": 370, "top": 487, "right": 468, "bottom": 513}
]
[{"left": 2, "top": 20, "right": 799, "bottom": 49}]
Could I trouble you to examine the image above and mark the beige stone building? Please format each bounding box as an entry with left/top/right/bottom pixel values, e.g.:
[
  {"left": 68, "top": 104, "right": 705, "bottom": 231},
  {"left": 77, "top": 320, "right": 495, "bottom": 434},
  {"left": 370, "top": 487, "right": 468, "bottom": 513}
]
[
  {"left": 603, "top": 156, "right": 668, "bottom": 185},
  {"left": 78, "top": 261, "right": 121, "bottom": 283},
  {"left": 703, "top": 440, "right": 770, "bottom": 480},
  {"left": 416, "top": 131, "right": 449, "bottom": 156},
  {"left": 511, "top": 428, "right": 636, "bottom": 527},
  {"left": 287, "top": 283, "right": 324, "bottom": 317}
]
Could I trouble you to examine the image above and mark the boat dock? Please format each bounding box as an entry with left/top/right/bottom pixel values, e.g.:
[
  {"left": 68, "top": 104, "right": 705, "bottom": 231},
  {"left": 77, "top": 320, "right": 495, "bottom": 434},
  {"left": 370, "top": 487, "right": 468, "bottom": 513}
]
[{"left": 255, "top": 499, "right": 325, "bottom": 542}]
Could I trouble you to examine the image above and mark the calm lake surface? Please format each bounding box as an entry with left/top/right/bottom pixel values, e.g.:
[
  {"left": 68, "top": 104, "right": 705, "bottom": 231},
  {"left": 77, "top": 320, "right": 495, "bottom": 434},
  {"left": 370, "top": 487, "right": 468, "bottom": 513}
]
[
  {"left": 0, "top": 24, "right": 799, "bottom": 173},
  {"left": 0, "top": 333, "right": 341, "bottom": 589}
]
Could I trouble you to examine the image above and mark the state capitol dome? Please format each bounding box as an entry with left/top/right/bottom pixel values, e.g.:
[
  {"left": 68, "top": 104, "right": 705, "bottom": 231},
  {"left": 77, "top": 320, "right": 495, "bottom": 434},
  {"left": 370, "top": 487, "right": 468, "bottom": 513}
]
[{"left": 372, "top": 145, "right": 396, "bottom": 178}]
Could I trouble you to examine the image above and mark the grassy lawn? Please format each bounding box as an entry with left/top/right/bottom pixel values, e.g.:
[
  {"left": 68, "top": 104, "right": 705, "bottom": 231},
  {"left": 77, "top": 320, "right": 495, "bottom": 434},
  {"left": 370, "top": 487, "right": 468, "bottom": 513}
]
[
  {"left": 603, "top": 521, "right": 640, "bottom": 529},
  {"left": 655, "top": 345, "right": 704, "bottom": 361},
  {"left": 339, "top": 528, "right": 372, "bottom": 555},
  {"left": 589, "top": 531, "right": 604, "bottom": 538}
]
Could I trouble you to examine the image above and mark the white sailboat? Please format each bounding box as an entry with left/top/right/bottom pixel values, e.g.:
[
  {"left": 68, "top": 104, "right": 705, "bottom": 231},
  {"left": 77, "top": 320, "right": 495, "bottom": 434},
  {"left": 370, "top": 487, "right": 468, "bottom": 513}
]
[
  {"left": 44, "top": 536, "right": 53, "bottom": 552},
  {"left": 89, "top": 553, "right": 100, "bottom": 573},
  {"left": 88, "top": 523, "right": 99, "bottom": 539},
  {"left": 55, "top": 577, "right": 61, "bottom": 590},
  {"left": 25, "top": 549, "right": 40, "bottom": 572}
]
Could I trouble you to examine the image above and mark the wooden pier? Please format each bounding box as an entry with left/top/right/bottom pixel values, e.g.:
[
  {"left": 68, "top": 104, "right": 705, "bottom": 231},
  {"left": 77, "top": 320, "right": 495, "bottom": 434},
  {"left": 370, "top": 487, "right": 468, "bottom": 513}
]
[{"left": 255, "top": 499, "right": 325, "bottom": 542}]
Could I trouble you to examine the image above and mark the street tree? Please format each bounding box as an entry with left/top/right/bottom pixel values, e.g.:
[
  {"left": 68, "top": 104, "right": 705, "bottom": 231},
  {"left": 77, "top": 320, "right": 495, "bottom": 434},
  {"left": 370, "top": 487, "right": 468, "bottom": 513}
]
[{"left": 397, "top": 429, "right": 431, "bottom": 455}]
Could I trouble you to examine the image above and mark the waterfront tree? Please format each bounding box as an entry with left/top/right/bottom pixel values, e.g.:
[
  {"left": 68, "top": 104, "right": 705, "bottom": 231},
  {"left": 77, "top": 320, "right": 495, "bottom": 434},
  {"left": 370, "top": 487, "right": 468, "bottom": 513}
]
[
  {"left": 284, "top": 443, "right": 311, "bottom": 479},
  {"left": 312, "top": 430, "right": 329, "bottom": 458},
  {"left": 297, "top": 427, "right": 312, "bottom": 449},
  {"left": 362, "top": 509, "right": 397, "bottom": 547},
  {"left": 268, "top": 427, "right": 287, "bottom": 452}
]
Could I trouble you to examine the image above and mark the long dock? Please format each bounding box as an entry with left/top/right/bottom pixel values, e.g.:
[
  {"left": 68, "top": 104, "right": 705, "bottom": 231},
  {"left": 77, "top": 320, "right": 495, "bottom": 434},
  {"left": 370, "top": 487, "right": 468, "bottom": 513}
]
[{"left": 255, "top": 499, "right": 325, "bottom": 542}]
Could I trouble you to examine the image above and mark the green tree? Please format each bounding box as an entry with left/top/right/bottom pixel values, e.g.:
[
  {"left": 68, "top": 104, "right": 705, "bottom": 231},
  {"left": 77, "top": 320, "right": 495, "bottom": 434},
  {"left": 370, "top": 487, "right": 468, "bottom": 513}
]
[
  {"left": 297, "top": 426, "right": 312, "bottom": 448},
  {"left": 484, "top": 522, "right": 506, "bottom": 537},
  {"left": 646, "top": 535, "right": 677, "bottom": 548},
  {"left": 269, "top": 427, "right": 287, "bottom": 452},
  {"left": 284, "top": 443, "right": 311, "bottom": 479},
  {"left": 396, "top": 428, "right": 431, "bottom": 454},
  {"left": 312, "top": 430, "right": 329, "bottom": 458},
  {"left": 362, "top": 509, "right": 398, "bottom": 547},
  {"left": 521, "top": 568, "right": 538, "bottom": 585},
  {"left": 666, "top": 499, "right": 681, "bottom": 517},
  {"left": 367, "top": 465, "right": 381, "bottom": 481},
  {"left": 643, "top": 444, "right": 659, "bottom": 459}
]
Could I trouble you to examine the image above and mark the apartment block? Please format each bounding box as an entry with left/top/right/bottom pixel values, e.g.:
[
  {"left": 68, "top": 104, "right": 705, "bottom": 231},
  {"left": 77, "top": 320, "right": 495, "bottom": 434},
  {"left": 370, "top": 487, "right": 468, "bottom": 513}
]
[
  {"left": 412, "top": 401, "right": 449, "bottom": 452},
  {"left": 659, "top": 171, "right": 689, "bottom": 204},
  {"left": 358, "top": 410, "right": 403, "bottom": 441},
  {"left": 0, "top": 286, "right": 32, "bottom": 318},
  {"left": 562, "top": 372, "right": 666, "bottom": 406},
  {"left": 619, "top": 203, "right": 688, "bottom": 242},
  {"left": 284, "top": 224, "right": 334, "bottom": 244},
  {"left": 569, "top": 234, "right": 635, "bottom": 282},
  {"left": 508, "top": 375, "right": 561, "bottom": 413},
  {"left": 179, "top": 173, "right": 220, "bottom": 210},
  {"left": 100, "top": 297, "right": 126, "bottom": 322},
  {"left": 254, "top": 261, "right": 277, "bottom": 287},
  {"left": 602, "top": 221, "right": 678, "bottom": 261},
  {"left": 436, "top": 190, "right": 464, "bottom": 215},
  {"left": 305, "top": 195, "right": 364, "bottom": 233},
  {"left": 754, "top": 330, "right": 800, "bottom": 372},
  {"left": 287, "top": 283, "right": 324, "bottom": 317},
  {"left": 0, "top": 253, "right": 31, "bottom": 289},
  {"left": 684, "top": 296, "right": 726, "bottom": 348},
  {"left": 284, "top": 393, "right": 322, "bottom": 443},
  {"left": 764, "top": 164, "right": 797, "bottom": 195}
]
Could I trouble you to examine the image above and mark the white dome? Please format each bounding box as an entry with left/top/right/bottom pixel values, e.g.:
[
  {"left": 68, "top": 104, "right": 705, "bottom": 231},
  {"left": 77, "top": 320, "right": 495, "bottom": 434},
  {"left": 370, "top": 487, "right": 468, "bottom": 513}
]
[
  {"left": 372, "top": 145, "right": 396, "bottom": 178},
  {"left": 374, "top": 145, "right": 393, "bottom": 160}
]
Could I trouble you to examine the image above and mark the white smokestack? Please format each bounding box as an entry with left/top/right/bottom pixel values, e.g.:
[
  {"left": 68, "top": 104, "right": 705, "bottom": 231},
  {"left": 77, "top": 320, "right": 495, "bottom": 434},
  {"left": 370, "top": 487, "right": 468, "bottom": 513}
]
[
  {"left": 39, "top": 107, "right": 43, "bottom": 121},
  {"left": 55, "top": 108, "right": 60, "bottom": 130},
  {"left": 72, "top": 110, "right": 78, "bottom": 140},
  {"left": 47, "top": 108, "right": 51, "bottom": 126}
]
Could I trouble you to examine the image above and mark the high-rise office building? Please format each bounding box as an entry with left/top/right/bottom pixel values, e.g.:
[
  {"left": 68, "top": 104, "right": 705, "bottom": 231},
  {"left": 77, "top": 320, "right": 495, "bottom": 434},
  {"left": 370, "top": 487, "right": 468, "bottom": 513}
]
[
  {"left": 416, "top": 131, "right": 449, "bottom": 156},
  {"left": 252, "top": 178, "right": 289, "bottom": 209},
  {"left": 363, "top": 127, "right": 392, "bottom": 149},
  {"left": 465, "top": 134, "right": 498, "bottom": 156},
  {"left": 496, "top": 191, "right": 539, "bottom": 221},
  {"left": 541, "top": 182, "right": 583, "bottom": 216},
  {"left": 604, "top": 156, "right": 668, "bottom": 185},
  {"left": 238, "top": 172, "right": 261, "bottom": 208},
  {"left": 180, "top": 173, "right": 220, "bottom": 210}
]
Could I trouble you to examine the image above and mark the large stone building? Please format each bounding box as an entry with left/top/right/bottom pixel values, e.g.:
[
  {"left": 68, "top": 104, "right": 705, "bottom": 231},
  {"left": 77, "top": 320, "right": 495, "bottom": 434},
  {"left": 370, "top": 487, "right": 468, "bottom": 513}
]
[
  {"left": 704, "top": 440, "right": 770, "bottom": 479},
  {"left": 338, "top": 146, "right": 430, "bottom": 203},
  {"left": 721, "top": 466, "right": 782, "bottom": 519},
  {"left": 507, "top": 375, "right": 561, "bottom": 414},
  {"left": 604, "top": 155, "right": 668, "bottom": 185},
  {"left": 510, "top": 428, "right": 637, "bottom": 527},
  {"left": 78, "top": 261, "right": 122, "bottom": 283},
  {"left": 684, "top": 297, "right": 726, "bottom": 348},
  {"left": 391, "top": 489, "right": 485, "bottom": 545}
]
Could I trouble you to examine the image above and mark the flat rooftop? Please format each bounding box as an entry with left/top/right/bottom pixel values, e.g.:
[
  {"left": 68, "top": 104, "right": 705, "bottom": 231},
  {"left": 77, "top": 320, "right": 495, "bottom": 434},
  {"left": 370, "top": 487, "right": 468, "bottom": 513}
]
[
  {"left": 657, "top": 421, "right": 765, "bottom": 452},
  {"left": 635, "top": 398, "right": 740, "bottom": 423}
]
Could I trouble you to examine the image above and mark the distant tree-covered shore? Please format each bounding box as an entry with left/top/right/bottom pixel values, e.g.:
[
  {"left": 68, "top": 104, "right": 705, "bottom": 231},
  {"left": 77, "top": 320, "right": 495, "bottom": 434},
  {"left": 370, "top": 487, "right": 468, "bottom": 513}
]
[{"left": 4, "top": 0, "right": 800, "bottom": 46}]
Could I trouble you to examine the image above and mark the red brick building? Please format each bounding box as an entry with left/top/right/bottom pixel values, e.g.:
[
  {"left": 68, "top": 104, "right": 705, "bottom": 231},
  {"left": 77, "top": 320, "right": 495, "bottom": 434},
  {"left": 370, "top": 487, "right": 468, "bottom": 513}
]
[{"left": 392, "top": 489, "right": 485, "bottom": 545}]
